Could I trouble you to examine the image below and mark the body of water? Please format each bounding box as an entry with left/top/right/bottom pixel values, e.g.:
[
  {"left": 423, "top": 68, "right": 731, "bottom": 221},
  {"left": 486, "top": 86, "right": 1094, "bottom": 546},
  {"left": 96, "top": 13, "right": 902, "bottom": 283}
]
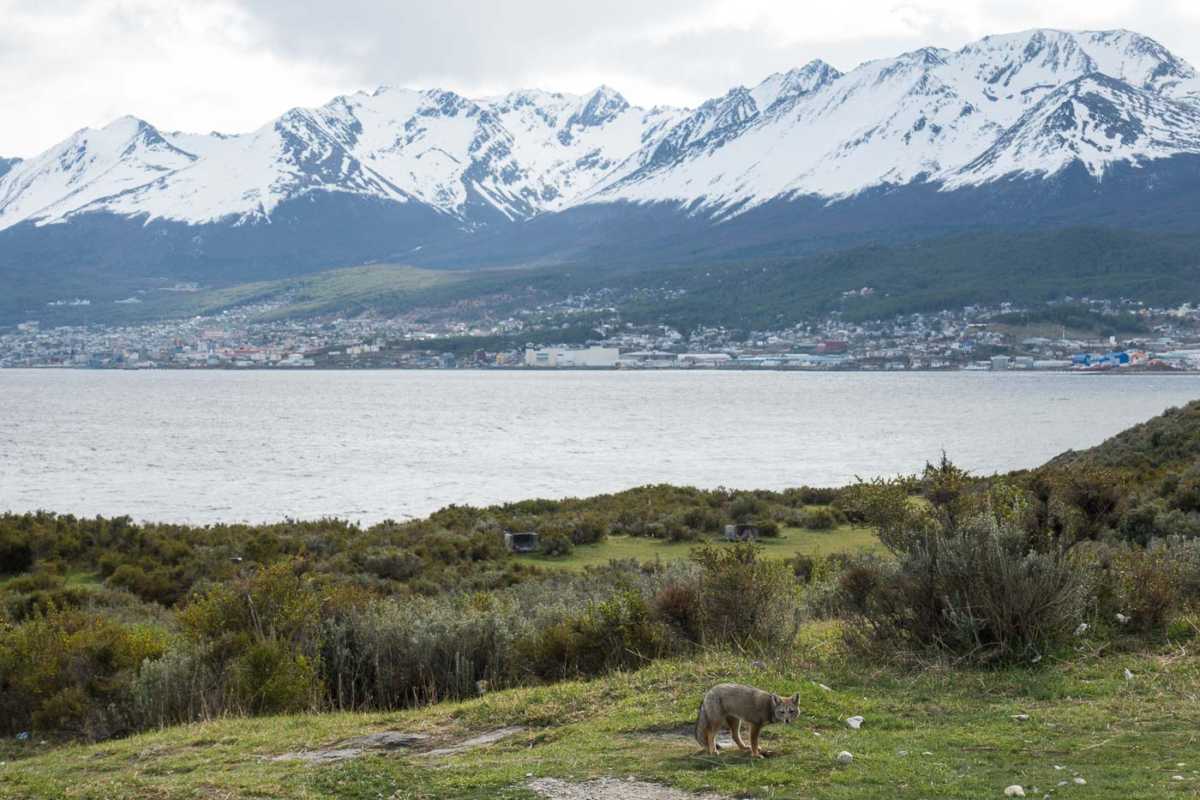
[{"left": 1, "top": 369, "right": 1197, "bottom": 524}]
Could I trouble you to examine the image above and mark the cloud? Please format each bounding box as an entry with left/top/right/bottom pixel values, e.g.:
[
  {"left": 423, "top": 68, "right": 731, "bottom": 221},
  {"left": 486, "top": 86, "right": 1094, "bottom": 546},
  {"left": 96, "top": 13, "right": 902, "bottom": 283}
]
[{"left": 3, "top": 0, "right": 1200, "bottom": 156}]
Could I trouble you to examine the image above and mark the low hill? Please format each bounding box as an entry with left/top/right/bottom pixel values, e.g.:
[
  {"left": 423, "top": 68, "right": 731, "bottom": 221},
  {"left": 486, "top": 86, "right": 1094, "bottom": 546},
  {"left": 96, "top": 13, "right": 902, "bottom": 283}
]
[{"left": 1045, "top": 398, "right": 1200, "bottom": 478}]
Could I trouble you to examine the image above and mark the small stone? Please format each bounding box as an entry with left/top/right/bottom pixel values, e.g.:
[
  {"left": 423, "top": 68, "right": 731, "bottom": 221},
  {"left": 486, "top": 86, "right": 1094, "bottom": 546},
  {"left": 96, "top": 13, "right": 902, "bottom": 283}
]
[
  {"left": 1073, "top": 777, "right": 1086, "bottom": 785},
  {"left": 1074, "top": 623, "right": 1089, "bottom": 636},
  {"left": 1012, "top": 714, "right": 1030, "bottom": 722},
  {"left": 1173, "top": 775, "right": 1185, "bottom": 781},
  {"left": 1115, "top": 612, "right": 1131, "bottom": 624},
  {"left": 813, "top": 731, "right": 822, "bottom": 737},
  {"left": 526, "top": 773, "right": 533, "bottom": 778},
  {"left": 846, "top": 715, "right": 864, "bottom": 729},
  {"left": 898, "top": 750, "right": 908, "bottom": 756},
  {"left": 750, "top": 660, "right": 766, "bottom": 670},
  {"left": 1053, "top": 766, "right": 1063, "bottom": 771},
  {"left": 1004, "top": 785, "right": 1025, "bottom": 797},
  {"left": 836, "top": 751, "right": 853, "bottom": 765}
]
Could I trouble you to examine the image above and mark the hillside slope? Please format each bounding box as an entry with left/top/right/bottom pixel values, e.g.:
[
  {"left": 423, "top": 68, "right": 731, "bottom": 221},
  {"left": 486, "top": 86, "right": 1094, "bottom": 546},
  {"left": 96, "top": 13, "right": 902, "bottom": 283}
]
[
  {"left": 1046, "top": 398, "right": 1200, "bottom": 476},
  {"left": 1, "top": 642, "right": 1195, "bottom": 800}
]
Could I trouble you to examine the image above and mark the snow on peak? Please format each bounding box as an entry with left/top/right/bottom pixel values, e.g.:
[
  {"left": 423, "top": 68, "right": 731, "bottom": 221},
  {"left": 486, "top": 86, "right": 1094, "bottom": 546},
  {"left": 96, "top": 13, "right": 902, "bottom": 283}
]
[
  {"left": 2, "top": 27, "right": 1198, "bottom": 232},
  {"left": 751, "top": 60, "right": 843, "bottom": 111}
]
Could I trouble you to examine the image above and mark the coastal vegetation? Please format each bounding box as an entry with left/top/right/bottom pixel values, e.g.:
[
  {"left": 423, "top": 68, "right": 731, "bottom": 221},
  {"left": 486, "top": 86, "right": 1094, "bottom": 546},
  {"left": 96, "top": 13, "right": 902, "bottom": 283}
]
[{"left": 2, "top": 401, "right": 1200, "bottom": 798}]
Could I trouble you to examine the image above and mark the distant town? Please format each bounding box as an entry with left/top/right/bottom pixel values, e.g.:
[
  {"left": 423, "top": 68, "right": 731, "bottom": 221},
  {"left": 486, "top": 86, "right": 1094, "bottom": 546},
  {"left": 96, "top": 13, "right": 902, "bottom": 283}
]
[{"left": 3, "top": 293, "right": 1199, "bottom": 372}]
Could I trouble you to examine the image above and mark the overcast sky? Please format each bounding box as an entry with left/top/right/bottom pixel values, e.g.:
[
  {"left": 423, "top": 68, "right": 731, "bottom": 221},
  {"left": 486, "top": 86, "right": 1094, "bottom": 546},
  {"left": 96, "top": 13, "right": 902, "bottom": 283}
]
[{"left": 5, "top": 0, "right": 1200, "bottom": 157}]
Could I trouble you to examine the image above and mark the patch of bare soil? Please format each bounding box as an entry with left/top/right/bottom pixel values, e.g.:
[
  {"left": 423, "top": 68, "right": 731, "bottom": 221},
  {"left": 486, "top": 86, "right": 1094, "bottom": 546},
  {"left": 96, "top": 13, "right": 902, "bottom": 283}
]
[
  {"left": 529, "top": 777, "right": 728, "bottom": 800},
  {"left": 270, "top": 726, "right": 526, "bottom": 764}
]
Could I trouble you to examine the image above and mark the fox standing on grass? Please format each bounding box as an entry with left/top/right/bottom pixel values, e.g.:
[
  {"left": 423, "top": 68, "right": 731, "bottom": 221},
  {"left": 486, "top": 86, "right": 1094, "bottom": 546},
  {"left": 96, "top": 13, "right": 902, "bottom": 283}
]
[{"left": 695, "top": 683, "right": 800, "bottom": 758}]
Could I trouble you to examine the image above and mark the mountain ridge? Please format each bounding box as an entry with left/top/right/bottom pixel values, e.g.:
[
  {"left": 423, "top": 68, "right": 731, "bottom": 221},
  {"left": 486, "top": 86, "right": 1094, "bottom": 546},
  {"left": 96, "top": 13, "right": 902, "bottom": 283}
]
[{"left": 4, "top": 27, "right": 1200, "bottom": 320}]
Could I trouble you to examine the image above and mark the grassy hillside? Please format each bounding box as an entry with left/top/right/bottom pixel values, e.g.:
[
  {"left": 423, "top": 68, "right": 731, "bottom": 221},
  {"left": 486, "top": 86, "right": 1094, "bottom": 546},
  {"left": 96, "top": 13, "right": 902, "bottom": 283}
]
[
  {"left": 2, "top": 626, "right": 1196, "bottom": 800},
  {"left": 1047, "top": 399, "right": 1200, "bottom": 479}
]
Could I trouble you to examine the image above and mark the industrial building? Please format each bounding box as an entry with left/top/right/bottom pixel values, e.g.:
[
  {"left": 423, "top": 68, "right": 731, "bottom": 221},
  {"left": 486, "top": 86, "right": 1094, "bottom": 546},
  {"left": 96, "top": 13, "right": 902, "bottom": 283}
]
[{"left": 524, "top": 346, "right": 620, "bottom": 368}]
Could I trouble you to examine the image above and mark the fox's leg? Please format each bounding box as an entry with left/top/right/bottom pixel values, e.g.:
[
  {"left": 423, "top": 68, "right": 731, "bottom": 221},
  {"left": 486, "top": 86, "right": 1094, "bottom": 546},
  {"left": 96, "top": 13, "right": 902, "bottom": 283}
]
[
  {"left": 705, "top": 726, "right": 719, "bottom": 755},
  {"left": 749, "top": 723, "right": 763, "bottom": 758},
  {"left": 725, "top": 716, "right": 748, "bottom": 750}
]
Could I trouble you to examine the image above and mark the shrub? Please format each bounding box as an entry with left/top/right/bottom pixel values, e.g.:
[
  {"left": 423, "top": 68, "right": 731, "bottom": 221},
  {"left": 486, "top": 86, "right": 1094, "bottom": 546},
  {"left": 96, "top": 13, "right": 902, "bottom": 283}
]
[
  {"left": 540, "top": 531, "right": 574, "bottom": 557},
  {"left": 690, "top": 543, "right": 800, "bottom": 650},
  {"left": 666, "top": 520, "right": 701, "bottom": 543},
  {"left": 754, "top": 519, "right": 781, "bottom": 538},
  {"left": 1117, "top": 501, "right": 1166, "bottom": 546},
  {"left": 848, "top": 468, "right": 1087, "bottom": 663},
  {"left": 800, "top": 507, "right": 840, "bottom": 530},
  {"left": 729, "top": 494, "right": 762, "bottom": 523},
  {"left": 0, "top": 608, "right": 167, "bottom": 738},
  {"left": 0, "top": 528, "right": 34, "bottom": 574},
  {"left": 130, "top": 644, "right": 218, "bottom": 728},
  {"left": 791, "top": 553, "right": 816, "bottom": 583},
  {"left": 570, "top": 514, "right": 609, "bottom": 545},
  {"left": 107, "top": 563, "right": 180, "bottom": 605},
  {"left": 359, "top": 547, "right": 423, "bottom": 581},
  {"left": 177, "top": 561, "right": 324, "bottom": 716},
  {"left": 681, "top": 507, "right": 722, "bottom": 533},
  {"left": 652, "top": 581, "right": 702, "bottom": 641},
  {"left": 517, "top": 590, "right": 672, "bottom": 680}
]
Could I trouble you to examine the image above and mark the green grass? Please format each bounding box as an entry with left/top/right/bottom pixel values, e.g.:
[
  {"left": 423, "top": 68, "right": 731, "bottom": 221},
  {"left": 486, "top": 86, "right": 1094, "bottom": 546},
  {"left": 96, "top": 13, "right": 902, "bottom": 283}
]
[
  {"left": 521, "top": 526, "right": 882, "bottom": 571},
  {"left": 67, "top": 263, "right": 466, "bottom": 325},
  {"left": 3, "top": 623, "right": 1197, "bottom": 799},
  {"left": 0, "top": 570, "right": 98, "bottom": 589}
]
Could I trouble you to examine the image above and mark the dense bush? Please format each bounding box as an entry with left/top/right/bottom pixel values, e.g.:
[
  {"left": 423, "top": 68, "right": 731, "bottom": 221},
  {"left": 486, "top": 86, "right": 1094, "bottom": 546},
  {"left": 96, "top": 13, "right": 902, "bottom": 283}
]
[
  {"left": 691, "top": 542, "right": 800, "bottom": 650},
  {"left": 850, "top": 514, "right": 1085, "bottom": 662},
  {"left": 799, "top": 507, "right": 841, "bottom": 530},
  {"left": 0, "top": 528, "right": 34, "bottom": 574},
  {"left": 843, "top": 464, "right": 1090, "bottom": 663},
  {"left": 0, "top": 608, "right": 167, "bottom": 738},
  {"left": 540, "top": 531, "right": 574, "bottom": 556}
]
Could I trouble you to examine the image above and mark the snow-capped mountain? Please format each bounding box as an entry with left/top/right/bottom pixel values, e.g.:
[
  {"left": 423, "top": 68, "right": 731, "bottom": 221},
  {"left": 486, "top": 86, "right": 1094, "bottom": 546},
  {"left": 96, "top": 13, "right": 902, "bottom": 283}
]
[
  {"left": 594, "top": 29, "right": 1200, "bottom": 209},
  {"left": 0, "top": 85, "right": 683, "bottom": 232},
  {"left": 4, "top": 27, "right": 1200, "bottom": 307}
]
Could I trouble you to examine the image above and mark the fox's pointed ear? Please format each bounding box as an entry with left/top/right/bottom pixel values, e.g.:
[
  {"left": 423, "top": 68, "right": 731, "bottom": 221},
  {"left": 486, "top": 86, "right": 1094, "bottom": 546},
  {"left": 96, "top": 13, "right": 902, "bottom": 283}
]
[
  {"left": 791, "top": 693, "right": 800, "bottom": 704},
  {"left": 770, "top": 693, "right": 780, "bottom": 704}
]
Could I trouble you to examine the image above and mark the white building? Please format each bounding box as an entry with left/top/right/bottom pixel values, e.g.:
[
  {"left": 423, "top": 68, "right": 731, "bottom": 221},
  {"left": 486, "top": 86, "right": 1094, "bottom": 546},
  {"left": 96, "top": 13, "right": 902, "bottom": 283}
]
[{"left": 524, "top": 346, "right": 619, "bottom": 368}]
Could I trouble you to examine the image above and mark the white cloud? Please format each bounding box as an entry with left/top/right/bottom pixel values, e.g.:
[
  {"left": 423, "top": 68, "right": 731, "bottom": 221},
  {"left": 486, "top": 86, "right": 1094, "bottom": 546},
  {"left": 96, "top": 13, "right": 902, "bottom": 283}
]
[{"left": 2, "top": 0, "right": 1199, "bottom": 156}]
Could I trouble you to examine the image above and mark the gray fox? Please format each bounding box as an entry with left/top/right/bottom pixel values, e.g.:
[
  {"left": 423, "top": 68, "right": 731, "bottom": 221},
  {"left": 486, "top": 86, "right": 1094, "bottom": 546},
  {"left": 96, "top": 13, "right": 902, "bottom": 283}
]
[{"left": 694, "top": 683, "right": 800, "bottom": 757}]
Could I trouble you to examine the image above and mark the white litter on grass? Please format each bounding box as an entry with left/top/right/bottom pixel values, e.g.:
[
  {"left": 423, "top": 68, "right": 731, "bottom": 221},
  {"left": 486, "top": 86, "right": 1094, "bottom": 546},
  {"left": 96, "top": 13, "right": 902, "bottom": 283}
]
[
  {"left": 1074, "top": 777, "right": 1087, "bottom": 785},
  {"left": 1004, "top": 785, "right": 1025, "bottom": 797},
  {"left": 836, "top": 751, "right": 853, "bottom": 765},
  {"left": 845, "top": 716, "right": 864, "bottom": 729},
  {"left": 1074, "top": 623, "right": 1089, "bottom": 636},
  {"left": 1124, "top": 668, "right": 1135, "bottom": 681},
  {"left": 1116, "top": 613, "right": 1131, "bottom": 624}
]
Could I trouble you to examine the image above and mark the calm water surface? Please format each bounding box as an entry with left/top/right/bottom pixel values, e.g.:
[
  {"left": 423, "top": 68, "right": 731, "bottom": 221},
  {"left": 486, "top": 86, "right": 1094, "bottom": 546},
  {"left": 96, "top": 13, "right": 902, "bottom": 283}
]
[{"left": 2, "top": 369, "right": 1198, "bottom": 524}]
